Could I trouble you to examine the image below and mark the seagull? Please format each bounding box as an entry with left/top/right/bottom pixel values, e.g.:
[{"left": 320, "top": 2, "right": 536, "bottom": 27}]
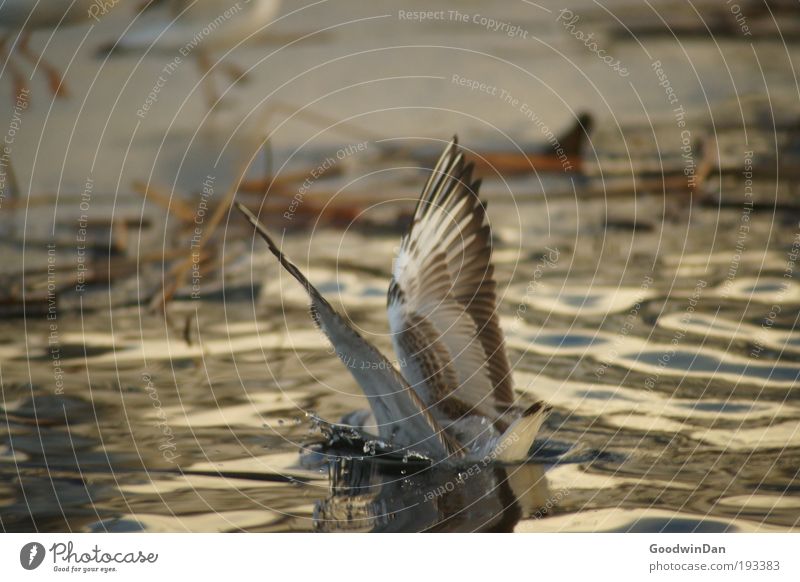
[
  {"left": 106, "top": 0, "right": 282, "bottom": 109},
  {"left": 237, "top": 138, "right": 551, "bottom": 463},
  {"left": 0, "top": 0, "right": 95, "bottom": 101}
]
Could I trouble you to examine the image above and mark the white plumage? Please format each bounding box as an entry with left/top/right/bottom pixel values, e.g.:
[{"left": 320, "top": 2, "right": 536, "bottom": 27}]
[{"left": 237, "top": 137, "right": 550, "bottom": 463}]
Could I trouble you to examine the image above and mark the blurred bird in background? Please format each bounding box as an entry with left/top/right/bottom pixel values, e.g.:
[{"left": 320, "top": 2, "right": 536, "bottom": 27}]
[{"left": 104, "top": 0, "right": 283, "bottom": 109}]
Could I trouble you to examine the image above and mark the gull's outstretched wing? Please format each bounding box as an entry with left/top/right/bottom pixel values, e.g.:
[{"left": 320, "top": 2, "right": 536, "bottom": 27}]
[
  {"left": 388, "top": 137, "right": 514, "bottom": 426},
  {"left": 236, "top": 203, "right": 462, "bottom": 461}
]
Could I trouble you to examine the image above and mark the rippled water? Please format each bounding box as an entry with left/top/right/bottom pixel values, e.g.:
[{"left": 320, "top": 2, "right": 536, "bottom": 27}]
[
  {"left": 2, "top": 0, "right": 800, "bottom": 533},
  {"left": 2, "top": 188, "right": 799, "bottom": 532}
]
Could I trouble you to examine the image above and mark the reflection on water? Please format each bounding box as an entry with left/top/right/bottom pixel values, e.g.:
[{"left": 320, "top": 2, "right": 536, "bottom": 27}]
[
  {"left": 2, "top": 192, "right": 799, "bottom": 532},
  {"left": 313, "top": 455, "right": 550, "bottom": 532},
  {"left": 3, "top": 0, "right": 800, "bottom": 532}
]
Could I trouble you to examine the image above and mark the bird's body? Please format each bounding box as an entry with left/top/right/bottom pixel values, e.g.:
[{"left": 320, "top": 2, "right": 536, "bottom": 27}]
[{"left": 238, "top": 138, "right": 550, "bottom": 463}]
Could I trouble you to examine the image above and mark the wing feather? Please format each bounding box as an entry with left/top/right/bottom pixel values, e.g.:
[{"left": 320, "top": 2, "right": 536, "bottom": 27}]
[
  {"left": 237, "top": 202, "right": 462, "bottom": 460},
  {"left": 388, "top": 137, "right": 514, "bottom": 425}
]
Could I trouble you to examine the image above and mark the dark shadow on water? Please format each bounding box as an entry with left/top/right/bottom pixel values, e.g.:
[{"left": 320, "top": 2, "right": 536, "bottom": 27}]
[
  {"left": 0, "top": 392, "right": 129, "bottom": 532},
  {"left": 313, "top": 454, "right": 550, "bottom": 532}
]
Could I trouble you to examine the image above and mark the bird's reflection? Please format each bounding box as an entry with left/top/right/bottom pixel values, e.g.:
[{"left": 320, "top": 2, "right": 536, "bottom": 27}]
[{"left": 314, "top": 454, "right": 550, "bottom": 532}]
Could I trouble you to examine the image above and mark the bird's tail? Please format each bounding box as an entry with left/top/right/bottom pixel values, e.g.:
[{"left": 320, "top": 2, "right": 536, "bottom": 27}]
[{"left": 491, "top": 402, "right": 551, "bottom": 462}]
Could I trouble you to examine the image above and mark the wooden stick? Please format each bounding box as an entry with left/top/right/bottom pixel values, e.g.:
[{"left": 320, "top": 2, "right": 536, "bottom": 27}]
[
  {"left": 133, "top": 180, "right": 197, "bottom": 224},
  {"left": 150, "top": 156, "right": 252, "bottom": 310}
]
